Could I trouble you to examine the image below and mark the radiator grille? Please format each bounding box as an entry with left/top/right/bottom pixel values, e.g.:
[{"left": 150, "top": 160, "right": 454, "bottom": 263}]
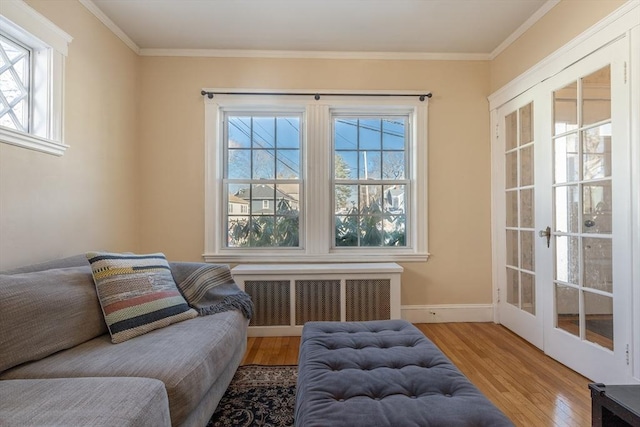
[
  {"left": 295, "top": 280, "right": 341, "bottom": 324},
  {"left": 346, "top": 279, "right": 391, "bottom": 321},
  {"left": 245, "top": 280, "right": 290, "bottom": 326}
]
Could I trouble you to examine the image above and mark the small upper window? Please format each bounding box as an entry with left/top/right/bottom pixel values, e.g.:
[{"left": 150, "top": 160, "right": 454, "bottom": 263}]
[{"left": 0, "top": 0, "right": 72, "bottom": 156}]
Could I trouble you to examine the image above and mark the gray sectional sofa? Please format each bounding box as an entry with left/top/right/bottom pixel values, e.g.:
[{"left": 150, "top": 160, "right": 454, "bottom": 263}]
[{"left": 0, "top": 255, "right": 249, "bottom": 427}]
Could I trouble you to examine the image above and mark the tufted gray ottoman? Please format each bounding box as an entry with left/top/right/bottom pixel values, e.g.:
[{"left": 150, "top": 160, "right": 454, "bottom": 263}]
[{"left": 295, "top": 320, "right": 514, "bottom": 427}]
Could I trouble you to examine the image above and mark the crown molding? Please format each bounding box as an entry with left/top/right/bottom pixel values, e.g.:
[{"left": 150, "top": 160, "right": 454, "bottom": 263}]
[
  {"left": 78, "top": 0, "right": 140, "bottom": 54},
  {"left": 139, "top": 48, "right": 490, "bottom": 61},
  {"left": 489, "top": 0, "right": 560, "bottom": 60}
]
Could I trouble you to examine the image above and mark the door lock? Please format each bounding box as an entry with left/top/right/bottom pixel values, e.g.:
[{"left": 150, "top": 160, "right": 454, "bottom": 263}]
[{"left": 539, "top": 226, "right": 551, "bottom": 248}]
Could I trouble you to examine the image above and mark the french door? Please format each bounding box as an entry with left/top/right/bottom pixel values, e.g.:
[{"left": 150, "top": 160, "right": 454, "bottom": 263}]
[{"left": 496, "top": 37, "right": 633, "bottom": 383}]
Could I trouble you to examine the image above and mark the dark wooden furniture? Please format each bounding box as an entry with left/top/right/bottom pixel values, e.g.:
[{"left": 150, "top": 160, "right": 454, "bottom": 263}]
[{"left": 589, "top": 383, "right": 640, "bottom": 427}]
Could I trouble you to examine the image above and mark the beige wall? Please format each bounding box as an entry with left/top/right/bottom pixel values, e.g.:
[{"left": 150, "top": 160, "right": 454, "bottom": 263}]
[
  {"left": 490, "top": 0, "right": 626, "bottom": 93},
  {"left": 138, "top": 57, "right": 493, "bottom": 305},
  {"left": 0, "top": 0, "right": 623, "bottom": 307},
  {"left": 0, "top": 0, "right": 140, "bottom": 270}
]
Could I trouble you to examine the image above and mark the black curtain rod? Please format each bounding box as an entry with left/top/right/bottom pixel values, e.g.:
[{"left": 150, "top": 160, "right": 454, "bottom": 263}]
[{"left": 200, "top": 90, "right": 432, "bottom": 102}]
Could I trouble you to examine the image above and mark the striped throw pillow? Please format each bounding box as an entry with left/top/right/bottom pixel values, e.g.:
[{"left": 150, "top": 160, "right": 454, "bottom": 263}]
[{"left": 86, "top": 252, "right": 197, "bottom": 344}]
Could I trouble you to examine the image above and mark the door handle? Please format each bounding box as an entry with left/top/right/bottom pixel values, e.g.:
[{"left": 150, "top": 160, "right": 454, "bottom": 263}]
[{"left": 539, "top": 226, "right": 551, "bottom": 248}]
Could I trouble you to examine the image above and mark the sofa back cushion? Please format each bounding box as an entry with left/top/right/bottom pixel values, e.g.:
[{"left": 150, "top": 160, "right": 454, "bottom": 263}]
[{"left": 0, "top": 266, "right": 107, "bottom": 373}]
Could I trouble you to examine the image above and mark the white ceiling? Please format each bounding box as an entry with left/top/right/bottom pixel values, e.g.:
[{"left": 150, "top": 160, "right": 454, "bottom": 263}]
[{"left": 87, "top": 0, "right": 553, "bottom": 57}]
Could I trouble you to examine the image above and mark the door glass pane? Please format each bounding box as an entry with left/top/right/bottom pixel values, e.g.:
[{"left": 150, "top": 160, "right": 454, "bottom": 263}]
[
  {"left": 583, "top": 237, "right": 612, "bottom": 293},
  {"left": 556, "top": 284, "right": 579, "bottom": 337},
  {"left": 503, "top": 102, "right": 535, "bottom": 319},
  {"left": 555, "top": 185, "right": 579, "bottom": 233},
  {"left": 582, "top": 66, "right": 611, "bottom": 126},
  {"left": 520, "top": 145, "right": 534, "bottom": 186},
  {"left": 583, "top": 182, "right": 612, "bottom": 233},
  {"left": 519, "top": 102, "right": 533, "bottom": 144},
  {"left": 506, "top": 190, "right": 518, "bottom": 227},
  {"left": 521, "top": 272, "right": 535, "bottom": 315},
  {"left": 506, "top": 151, "right": 517, "bottom": 189},
  {"left": 520, "top": 188, "right": 534, "bottom": 228},
  {"left": 521, "top": 230, "right": 534, "bottom": 271},
  {"left": 554, "top": 82, "right": 578, "bottom": 135},
  {"left": 506, "top": 268, "right": 519, "bottom": 307},
  {"left": 556, "top": 236, "right": 579, "bottom": 285},
  {"left": 554, "top": 133, "right": 579, "bottom": 183},
  {"left": 583, "top": 125, "right": 612, "bottom": 180},
  {"left": 584, "top": 292, "right": 613, "bottom": 350},
  {"left": 505, "top": 111, "right": 517, "bottom": 150},
  {"left": 506, "top": 230, "right": 518, "bottom": 267}
]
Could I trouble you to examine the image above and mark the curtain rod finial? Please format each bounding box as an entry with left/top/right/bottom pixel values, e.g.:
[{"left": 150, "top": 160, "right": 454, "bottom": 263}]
[{"left": 201, "top": 90, "right": 214, "bottom": 99}]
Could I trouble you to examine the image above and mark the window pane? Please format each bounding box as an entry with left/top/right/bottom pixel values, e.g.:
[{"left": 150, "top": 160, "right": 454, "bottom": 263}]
[
  {"left": 584, "top": 292, "right": 613, "bottom": 350},
  {"left": 228, "top": 117, "right": 251, "bottom": 148},
  {"left": 583, "top": 182, "right": 612, "bottom": 234},
  {"left": 505, "top": 112, "right": 517, "bottom": 151},
  {"left": 227, "top": 149, "right": 251, "bottom": 179},
  {"left": 521, "top": 272, "right": 535, "bottom": 315},
  {"left": 382, "top": 119, "right": 405, "bottom": 150},
  {"left": 359, "top": 215, "right": 383, "bottom": 246},
  {"left": 556, "top": 284, "right": 579, "bottom": 337},
  {"left": 253, "top": 117, "right": 275, "bottom": 148},
  {"left": 520, "top": 145, "right": 534, "bottom": 187},
  {"left": 554, "top": 82, "right": 578, "bottom": 135},
  {"left": 582, "top": 66, "right": 610, "bottom": 126},
  {"left": 519, "top": 188, "right": 534, "bottom": 228},
  {"left": 506, "top": 230, "right": 518, "bottom": 267},
  {"left": 334, "top": 118, "right": 357, "bottom": 150},
  {"left": 335, "top": 215, "right": 358, "bottom": 246},
  {"left": 519, "top": 102, "right": 533, "bottom": 144},
  {"left": 383, "top": 151, "right": 405, "bottom": 180},
  {"left": 383, "top": 185, "right": 404, "bottom": 214},
  {"left": 359, "top": 151, "right": 381, "bottom": 180},
  {"left": 359, "top": 185, "right": 382, "bottom": 215},
  {"left": 359, "top": 119, "right": 382, "bottom": 150},
  {"left": 554, "top": 133, "right": 579, "bottom": 183},
  {"left": 335, "top": 184, "right": 357, "bottom": 213},
  {"left": 252, "top": 149, "right": 275, "bottom": 179},
  {"left": 555, "top": 236, "right": 579, "bottom": 285},
  {"left": 506, "top": 267, "right": 518, "bottom": 306},
  {"left": 276, "top": 117, "right": 300, "bottom": 148},
  {"left": 335, "top": 152, "right": 357, "bottom": 179},
  {"left": 505, "top": 151, "right": 517, "bottom": 189},
  {"left": 583, "top": 237, "right": 612, "bottom": 293},
  {"left": 555, "top": 185, "right": 579, "bottom": 233},
  {"left": 384, "top": 215, "right": 405, "bottom": 246},
  {"left": 276, "top": 149, "right": 299, "bottom": 179},
  {"left": 583, "top": 125, "right": 611, "bottom": 180}
]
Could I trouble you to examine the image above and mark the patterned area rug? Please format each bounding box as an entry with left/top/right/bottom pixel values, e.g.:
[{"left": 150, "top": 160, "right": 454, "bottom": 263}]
[{"left": 208, "top": 365, "right": 297, "bottom": 427}]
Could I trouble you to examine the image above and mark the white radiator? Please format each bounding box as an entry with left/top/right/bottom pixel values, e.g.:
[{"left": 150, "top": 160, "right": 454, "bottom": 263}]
[{"left": 231, "top": 263, "right": 402, "bottom": 336}]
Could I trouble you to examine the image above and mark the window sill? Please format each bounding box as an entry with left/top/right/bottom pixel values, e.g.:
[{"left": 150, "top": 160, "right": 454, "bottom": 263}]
[
  {"left": 0, "top": 127, "right": 69, "bottom": 156},
  {"left": 203, "top": 252, "right": 430, "bottom": 264}
]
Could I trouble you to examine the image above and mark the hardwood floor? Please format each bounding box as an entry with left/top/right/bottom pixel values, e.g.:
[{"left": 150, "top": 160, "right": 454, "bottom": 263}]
[{"left": 241, "top": 322, "right": 592, "bottom": 427}]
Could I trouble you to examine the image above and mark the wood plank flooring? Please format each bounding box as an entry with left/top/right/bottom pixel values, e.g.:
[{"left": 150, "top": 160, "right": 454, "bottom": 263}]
[{"left": 241, "top": 322, "right": 592, "bottom": 427}]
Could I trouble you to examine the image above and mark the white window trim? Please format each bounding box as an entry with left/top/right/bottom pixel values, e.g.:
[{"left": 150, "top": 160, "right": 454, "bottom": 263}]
[
  {"left": 0, "top": 0, "right": 72, "bottom": 156},
  {"left": 203, "top": 89, "right": 430, "bottom": 263}
]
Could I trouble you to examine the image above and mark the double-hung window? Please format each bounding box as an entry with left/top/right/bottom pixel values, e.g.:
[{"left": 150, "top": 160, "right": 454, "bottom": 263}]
[{"left": 204, "top": 92, "right": 429, "bottom": 263}]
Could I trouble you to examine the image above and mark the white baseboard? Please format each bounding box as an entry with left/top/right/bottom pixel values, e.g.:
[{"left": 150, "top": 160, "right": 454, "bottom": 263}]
[{"left": 401, "top": 304, "right": 495, "bottom": 323}]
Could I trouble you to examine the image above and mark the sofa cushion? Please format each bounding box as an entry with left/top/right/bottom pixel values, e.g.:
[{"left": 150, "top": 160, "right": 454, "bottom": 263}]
[
  {"left": 86, "top": 252, "right": 197, "bottom": 343},
  {"left": 0, "top": 377, "right": 171, "bottom": 427},
  {"left": 0, "top": 266, "right": 107, "bottom": 373},
  {"left": 0, "top": 310, "right": 249, "bottom": 427}
]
